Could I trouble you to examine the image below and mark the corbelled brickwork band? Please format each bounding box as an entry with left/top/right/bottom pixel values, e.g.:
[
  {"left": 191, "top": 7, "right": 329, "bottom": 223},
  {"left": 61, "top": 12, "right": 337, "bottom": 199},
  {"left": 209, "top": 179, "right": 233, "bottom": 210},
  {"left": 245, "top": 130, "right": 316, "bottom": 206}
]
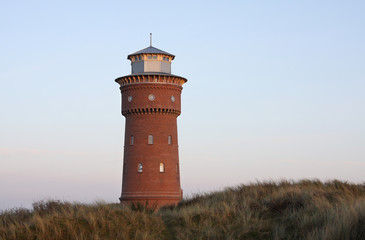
[
  {"left": 122, "top": 108, "right": 180, "bottom": 116},
  {"left": 116, "top": 74, "right": 186, "bottom": 87}
]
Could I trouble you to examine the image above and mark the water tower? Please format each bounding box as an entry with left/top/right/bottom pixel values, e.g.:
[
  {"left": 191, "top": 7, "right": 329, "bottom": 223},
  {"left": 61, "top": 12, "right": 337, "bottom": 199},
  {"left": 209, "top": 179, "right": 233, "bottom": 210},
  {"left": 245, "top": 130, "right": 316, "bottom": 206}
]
[{"left": 115, "top": 35, "right": 187, "bottom": 207}]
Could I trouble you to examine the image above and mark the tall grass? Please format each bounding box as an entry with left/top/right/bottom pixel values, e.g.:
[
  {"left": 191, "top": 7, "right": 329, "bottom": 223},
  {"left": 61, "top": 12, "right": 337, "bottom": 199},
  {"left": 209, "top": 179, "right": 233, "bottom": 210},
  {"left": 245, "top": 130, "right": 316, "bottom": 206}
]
[
  {"left": 1, "top": 180, "right": 364, "bottom": 240},
  {"left": 0, "top": 201, "right": 165, "bottom": 240}
]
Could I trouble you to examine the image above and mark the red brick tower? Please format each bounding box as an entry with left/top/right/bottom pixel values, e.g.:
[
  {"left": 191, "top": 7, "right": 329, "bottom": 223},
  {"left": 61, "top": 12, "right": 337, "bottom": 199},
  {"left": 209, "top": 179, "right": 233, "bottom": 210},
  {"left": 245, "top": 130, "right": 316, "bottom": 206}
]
[{"left": 115, "top": 38, "right": 187, "bottom": 207}]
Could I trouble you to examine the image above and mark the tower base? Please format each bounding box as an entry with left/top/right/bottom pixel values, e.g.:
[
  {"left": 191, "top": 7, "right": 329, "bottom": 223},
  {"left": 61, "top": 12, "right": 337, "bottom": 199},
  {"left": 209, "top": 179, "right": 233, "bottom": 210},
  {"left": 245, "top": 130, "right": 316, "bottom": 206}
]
[{"left": 119, "top": 194, "right": 182, "bottom": 209}]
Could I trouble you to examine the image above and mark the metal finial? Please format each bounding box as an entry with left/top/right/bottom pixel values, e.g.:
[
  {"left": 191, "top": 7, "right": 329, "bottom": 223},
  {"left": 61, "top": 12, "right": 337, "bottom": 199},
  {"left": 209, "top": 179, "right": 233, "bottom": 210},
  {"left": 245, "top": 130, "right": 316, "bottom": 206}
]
[{"left": 150, "top": 33, "right": 152, "bottom": 46}]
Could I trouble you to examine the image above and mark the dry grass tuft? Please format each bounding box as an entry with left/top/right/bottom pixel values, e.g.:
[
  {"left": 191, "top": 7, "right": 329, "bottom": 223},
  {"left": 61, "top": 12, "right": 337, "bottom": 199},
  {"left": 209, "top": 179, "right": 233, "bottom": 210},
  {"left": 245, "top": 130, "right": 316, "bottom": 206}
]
[{"left": 1, "top": 180, "right": 365, "bottom": 239}]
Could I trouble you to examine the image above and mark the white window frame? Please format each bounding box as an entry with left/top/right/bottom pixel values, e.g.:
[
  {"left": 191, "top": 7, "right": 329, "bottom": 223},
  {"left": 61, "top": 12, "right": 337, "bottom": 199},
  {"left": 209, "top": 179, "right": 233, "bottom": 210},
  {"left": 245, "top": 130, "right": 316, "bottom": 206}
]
[
  {"left": 160, "top": 163, "right": 165, "bottom": 173},
  {"left": 148, "top": 135, "right": 153, "bottom": 144}
]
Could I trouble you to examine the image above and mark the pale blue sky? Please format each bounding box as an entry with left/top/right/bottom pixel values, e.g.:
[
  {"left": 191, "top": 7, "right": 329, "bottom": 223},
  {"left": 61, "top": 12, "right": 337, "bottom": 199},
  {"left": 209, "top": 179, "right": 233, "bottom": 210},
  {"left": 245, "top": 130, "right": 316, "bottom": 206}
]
[{"left": 1, "top": 0, "right": 364, "bottom": 210}]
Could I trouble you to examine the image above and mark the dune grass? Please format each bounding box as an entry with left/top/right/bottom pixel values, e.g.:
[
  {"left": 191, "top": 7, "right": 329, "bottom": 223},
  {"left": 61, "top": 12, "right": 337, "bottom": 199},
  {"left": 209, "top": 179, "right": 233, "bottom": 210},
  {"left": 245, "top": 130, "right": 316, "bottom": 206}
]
[{"left": 1, "top": 180, "right": 365, "bottom": 240}]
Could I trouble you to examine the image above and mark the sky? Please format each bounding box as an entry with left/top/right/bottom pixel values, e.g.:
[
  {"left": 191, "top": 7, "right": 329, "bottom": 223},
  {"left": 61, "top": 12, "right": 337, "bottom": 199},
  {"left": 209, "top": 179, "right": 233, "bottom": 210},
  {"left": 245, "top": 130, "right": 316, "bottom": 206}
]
[{"left": 0, "top": 0, "right": 364, "bottom": 210}]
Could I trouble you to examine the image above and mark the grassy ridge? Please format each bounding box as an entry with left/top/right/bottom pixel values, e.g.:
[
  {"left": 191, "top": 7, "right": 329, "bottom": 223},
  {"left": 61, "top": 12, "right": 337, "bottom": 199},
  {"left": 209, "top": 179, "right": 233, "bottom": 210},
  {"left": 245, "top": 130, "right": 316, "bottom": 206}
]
[{"left": 1, "top": 180, "right": 365, "bottom": 239}]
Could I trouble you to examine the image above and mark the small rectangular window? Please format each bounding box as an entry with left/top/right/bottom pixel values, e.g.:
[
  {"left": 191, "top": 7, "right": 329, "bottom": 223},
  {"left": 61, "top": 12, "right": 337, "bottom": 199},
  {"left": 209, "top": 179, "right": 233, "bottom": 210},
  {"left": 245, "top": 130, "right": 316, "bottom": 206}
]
[
  {"left": 148, "top": 135, "right": 153, "bottom": 144},
  {"left": 163, "top": 57, "right": 166, "bottom": 61},
  {"left": 139, "top": 56, "right": 142, "bottom": 60},
  {"left": 130, "top": 135, "right": 134, "bottom": 145},
  {"left": 160, "top": 163, "right": 165, "bottom": 173},
  {"left": 152, "top": 55, "right": 157, "bottom": 59},
  {"left": 168, "top": 135, "right": 172, "bottom": 145},
  {"left": 148, "top": 56, "right": 152, "bottom": 60},
  {"left": 138, "top": 163, "right": 143, "bottom": 173},
  {"left": 166, "top": 57, "right": 169, "bottom": 61}
]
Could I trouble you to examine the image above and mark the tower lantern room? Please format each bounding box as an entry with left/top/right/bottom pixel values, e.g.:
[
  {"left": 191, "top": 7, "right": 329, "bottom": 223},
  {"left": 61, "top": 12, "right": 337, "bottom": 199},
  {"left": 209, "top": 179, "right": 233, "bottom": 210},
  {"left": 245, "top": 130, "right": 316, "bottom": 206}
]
[{"left": 127, "top": 46, "right": 175, "bottom": 74}]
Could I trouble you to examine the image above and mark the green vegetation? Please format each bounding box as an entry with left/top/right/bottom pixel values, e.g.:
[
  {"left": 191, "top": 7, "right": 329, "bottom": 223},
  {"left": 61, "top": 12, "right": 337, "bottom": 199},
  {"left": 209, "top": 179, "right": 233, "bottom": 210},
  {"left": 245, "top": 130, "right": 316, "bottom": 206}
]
[{"left": 1, "top": 180, "right": 365, "bottom": 239}]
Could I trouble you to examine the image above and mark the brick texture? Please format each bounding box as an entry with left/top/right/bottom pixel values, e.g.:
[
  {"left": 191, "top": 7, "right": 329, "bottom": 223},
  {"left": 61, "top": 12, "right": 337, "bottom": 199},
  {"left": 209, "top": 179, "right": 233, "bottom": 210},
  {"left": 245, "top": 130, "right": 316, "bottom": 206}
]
[{"left": 116, "top": 76, "right": 186, "bottom": 207}]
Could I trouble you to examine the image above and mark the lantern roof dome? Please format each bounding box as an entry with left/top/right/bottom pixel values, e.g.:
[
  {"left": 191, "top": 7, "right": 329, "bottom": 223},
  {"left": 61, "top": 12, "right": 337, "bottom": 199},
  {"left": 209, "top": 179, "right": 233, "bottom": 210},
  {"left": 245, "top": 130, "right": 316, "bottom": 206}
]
[{"left": 127, "top": 46, "right": 175, "bottom": 60}]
